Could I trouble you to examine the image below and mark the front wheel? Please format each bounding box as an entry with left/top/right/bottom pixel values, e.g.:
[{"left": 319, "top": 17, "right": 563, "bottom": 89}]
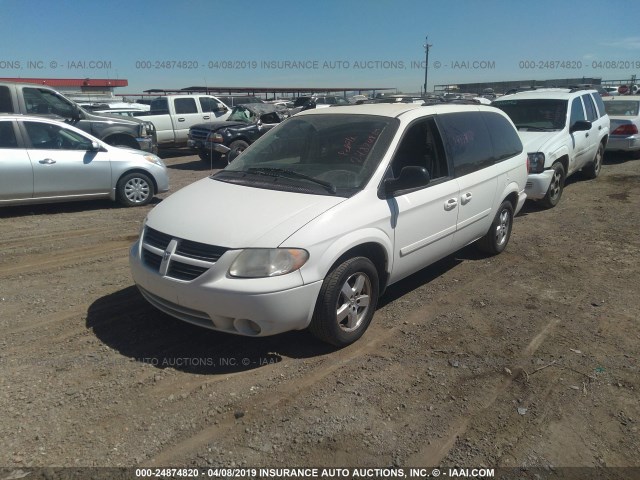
[
  {"left": 539, "top": 162, "right": 565, "bottom": 208},
  {"left": 228, "top": 140, "right": 250, "bottom": 163},
  {"left": 309, "top": 257, "right": 379, "bottom": 347},
  {"left": 477, "top": 201, "right": 514, "bottom": 255},
  {"left": 116, "top": 172, "right": 154, "bottom": 207},
  {"left": 583, "top": 143, "right": 603, "bottom": 179}
]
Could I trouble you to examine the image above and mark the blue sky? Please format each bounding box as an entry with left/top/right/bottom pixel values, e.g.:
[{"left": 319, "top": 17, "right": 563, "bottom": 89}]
[{"left": 2, "top": 0, "right": 640, "bottom": 94}]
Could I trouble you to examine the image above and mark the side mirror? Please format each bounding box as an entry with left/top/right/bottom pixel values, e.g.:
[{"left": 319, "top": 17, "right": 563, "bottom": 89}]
[
  {"left": 72, "top": 105, "right": 82, "bottom": 121},
  {"left": 570, "top": 120, "right": 592, "bottom": 133},
  {"left": 384, "top": 166, "right": 430, "bottom": 197},
  {"left": 90, "top": 141, "right": 100, "bottom": 151},
  {"left": 213, "top": 103, "right": 228, "bottom": 113}
]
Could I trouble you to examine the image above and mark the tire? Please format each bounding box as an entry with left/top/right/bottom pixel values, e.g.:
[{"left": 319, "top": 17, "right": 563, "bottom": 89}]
[
  {"left": 583, "top": 143, "right": 603, "bottom": 179},
  {"left": 116, "top": 172, "right": 154, "bottom": 207},
  {"left": 539, "top": 162, "right": 565, "bottom": 208},
  {"left": 228, "top": 140, "right": 250, "bottom": 163},
  {"left": 309, "top": 257, "right": 379, "bottom": 347},
  {"left": 477, "top": 201, "right": 514, "bottom": 255}
]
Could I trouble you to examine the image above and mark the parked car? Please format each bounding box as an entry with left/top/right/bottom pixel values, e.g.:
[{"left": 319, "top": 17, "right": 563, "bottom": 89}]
[
  {"left": 134, "top": 95, "right": 231, "bottom": 148},
  {"left": 93, "top": 108, "right": 150, "bottom": 118},
  {"left": 216, "top": 96, "right": 264, "bottom": 108},
  {"left": 493, "top": 88, "right": 609, "bottom": 208},
  {"left": 0, "top": 115, "right": 168, "bottom": 207},
  {"left": 602, "top": 96, "right": 640, "bottom": 157},
  {"left": 603, "top": 87, "right": 619, "bottom": 97},
  {"left": 0, "top": 82, "right": 157, "bottom": 153},
  {"left": 130, "top": 103, "right": 527, "bottom": 346},
  {"left": 289, "top": 95, "right": 350, "bottom": 115},
  {"left": 188, "top": 103, "right": 285, "bottom": 162}
]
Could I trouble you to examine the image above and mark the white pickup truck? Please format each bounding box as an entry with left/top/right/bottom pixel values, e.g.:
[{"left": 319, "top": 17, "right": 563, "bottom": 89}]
[{"left": 136, "top": 95, "right": 231, "bottom": 148}]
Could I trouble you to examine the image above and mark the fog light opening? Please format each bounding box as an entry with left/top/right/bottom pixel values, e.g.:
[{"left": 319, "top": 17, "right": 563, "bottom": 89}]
[{"left": 234, "top": 318, "right": 262, "bottom": 336}]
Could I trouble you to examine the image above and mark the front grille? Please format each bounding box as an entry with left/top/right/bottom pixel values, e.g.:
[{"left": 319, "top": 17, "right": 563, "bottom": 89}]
[
  {"left": 141, "top": 226, "right": 229, "bottom": 281},
  {"left": 176, "top": 239, "right": 227, "bottom": 262},
  {"left": 189, "top": 128, "right": 210, "bottom": 142}
]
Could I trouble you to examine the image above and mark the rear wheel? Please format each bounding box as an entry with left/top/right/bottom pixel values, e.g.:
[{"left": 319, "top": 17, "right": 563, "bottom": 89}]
[
  {"left": 583, "top": 143, "right": 603, "bottom": 179},
  {"left": 309, "top": 257, "right": 379, "bottom": 347},
  {"left": 477, "top": 201, "right": 514, "bottom": 255},
  {"left": 539, "top": 162, "right": 565, "bottom": 208}
]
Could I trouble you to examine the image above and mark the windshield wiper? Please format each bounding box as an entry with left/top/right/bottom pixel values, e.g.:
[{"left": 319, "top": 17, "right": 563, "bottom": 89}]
[
  {"left": 246, "top": 167, "right": 336, "bottom": 194},
  {"left": 515, "top": 125, "right": 556, "bottom": 131}
]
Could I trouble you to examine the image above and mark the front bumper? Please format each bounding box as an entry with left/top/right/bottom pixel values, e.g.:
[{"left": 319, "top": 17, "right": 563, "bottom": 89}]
[
  {"left": 524, "top": 169, "right": 554, "bottom": 200},
  {"left": 605, "top": 135, "right": 640, "bottom": 152},
  {"left": 129, "top": 241, "right": 323, "bottom": 337},
  {"left": 137, "top": 135, "right": 157, "bottom": 154}
]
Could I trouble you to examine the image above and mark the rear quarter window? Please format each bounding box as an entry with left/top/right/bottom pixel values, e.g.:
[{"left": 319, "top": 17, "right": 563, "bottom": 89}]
[
  {"left": 437, "top": 111, "right": 494, "bottom": 177},
  {"left": 481, "top": 112, "right": 523, "bottom": 161},
  {"left": 592, "top": 93, "right": 607, "bottom": 118}
]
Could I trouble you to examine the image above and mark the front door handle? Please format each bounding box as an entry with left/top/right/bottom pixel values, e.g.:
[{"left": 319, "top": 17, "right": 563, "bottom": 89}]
[
  {"left": 177, "top": 118, "right": 185, "bottom": 122},
  {"left": 444, "top": 198, "right": 458, "bottom": 211},
  {"left": 203, "top": 115, "right": 210, "bottom": 120},
  {"left": 39, "top": 158, "right": 56, "bottom": 165},
  {"left": 461, "top": 192, "right": 472, "bottom": 205}
]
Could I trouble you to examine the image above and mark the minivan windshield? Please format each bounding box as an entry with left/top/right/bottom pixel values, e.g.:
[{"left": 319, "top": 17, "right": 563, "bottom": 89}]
[
  {"left": 214, "top": 114, "right": 398, "bottom": 196},
  {"left": 493, "top": 99, "right": 568, "bottom": 131}
]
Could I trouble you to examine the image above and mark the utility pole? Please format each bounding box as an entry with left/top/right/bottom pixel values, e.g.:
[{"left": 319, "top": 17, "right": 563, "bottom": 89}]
[{"left": 423, "top": 36, "right": 432, "bottom": 96}]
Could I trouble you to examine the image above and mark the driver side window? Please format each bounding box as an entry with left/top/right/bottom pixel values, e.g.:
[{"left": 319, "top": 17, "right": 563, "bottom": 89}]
[
  {"left": 390, "top": 118, "right": 448, "bottom": 180},
  {"left": 570, "top": 98, "right": 586, "bottom": 125},
  {"left": 24, "top": 121, "right": 92, "bottom": 150}
]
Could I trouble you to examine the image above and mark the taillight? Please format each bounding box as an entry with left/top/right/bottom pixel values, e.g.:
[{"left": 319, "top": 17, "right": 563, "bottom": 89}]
[{"left": 612, "top": 124, "right": 639, "bottom": 135}]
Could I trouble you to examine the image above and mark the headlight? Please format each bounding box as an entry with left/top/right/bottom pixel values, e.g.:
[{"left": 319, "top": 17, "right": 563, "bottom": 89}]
[
  {"left": 139, "top": 122, "right": 154, "bottom": 137},
  {"left": 527, "top": 152, "right": 545, "bottom": 173},
  {"left": 143, "top": 154, "right": 164, "bottom": 167},
  {"left": 229, "top": 248, "right": 309, "bottom": 278},
  {"left": 206, "top": 132, "right": 224, "bottom": 143}
]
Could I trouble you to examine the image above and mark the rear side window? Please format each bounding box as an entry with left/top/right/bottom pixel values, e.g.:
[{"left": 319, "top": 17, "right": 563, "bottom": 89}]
[
  {"left": 174, "top": 98, "right": 197, "bottom": 114},
  {"left": 0, "top": 86, "right": 14, "bottom": 113},
  {"left": 582, "top": 94, "right": 598, "bottom": 121},
  {"left": 150, "top": 97, "right": 169, "bottom": 114},
  {"left": 437, "top": 112, "right": 494, "bottom": 177},
  {"left": 481, "top": 112, "right": 523, "bottom": 161},
  {"left": 0, "top": 120, "right": 18, "bottom": 147},
  {"left": 592, "top": 93, "right": 607, "bottom": 118}
]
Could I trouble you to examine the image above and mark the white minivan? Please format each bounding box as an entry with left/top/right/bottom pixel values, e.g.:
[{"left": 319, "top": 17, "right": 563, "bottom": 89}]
[{"left": 130, "top": 103, "right": 527, "bottom": 346}]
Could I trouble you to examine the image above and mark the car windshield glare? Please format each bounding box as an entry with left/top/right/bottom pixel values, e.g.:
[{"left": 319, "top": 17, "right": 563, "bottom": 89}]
[
  {"left": 219, "top": 114, "right": 398, "bottom": 195},
  {"left": 494, "top": 99, "right": 568, "bottom": 130}
]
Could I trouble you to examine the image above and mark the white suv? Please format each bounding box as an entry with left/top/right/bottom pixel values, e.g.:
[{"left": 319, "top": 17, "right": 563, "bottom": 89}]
[
  {"left": 130, "top": 103, "right": 527, "bottom": 346},
  {"left": 493, "top": 88, "right": 609, "bottom": 208}
]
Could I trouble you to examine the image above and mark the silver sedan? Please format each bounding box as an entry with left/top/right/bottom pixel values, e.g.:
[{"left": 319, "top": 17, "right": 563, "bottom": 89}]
[
  {"left": 0, "top": 115, "right": 169, "bottom": 207},
  {"left": 603, "top": 96, "right": 640, "bottom": 158}
]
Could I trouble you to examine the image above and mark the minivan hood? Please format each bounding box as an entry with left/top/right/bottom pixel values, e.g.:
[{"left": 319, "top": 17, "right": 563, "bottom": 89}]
[
  {"left": 518, "top": 130, "right": 562, "bottom": 154},
  {"left": 145, "top": 178, "right": 346, "bottom": 248}
]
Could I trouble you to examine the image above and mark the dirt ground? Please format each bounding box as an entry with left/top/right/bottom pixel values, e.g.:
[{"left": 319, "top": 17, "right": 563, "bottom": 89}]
[{"left": 1, "top": 149, "right": 638, "bottom": 477}]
